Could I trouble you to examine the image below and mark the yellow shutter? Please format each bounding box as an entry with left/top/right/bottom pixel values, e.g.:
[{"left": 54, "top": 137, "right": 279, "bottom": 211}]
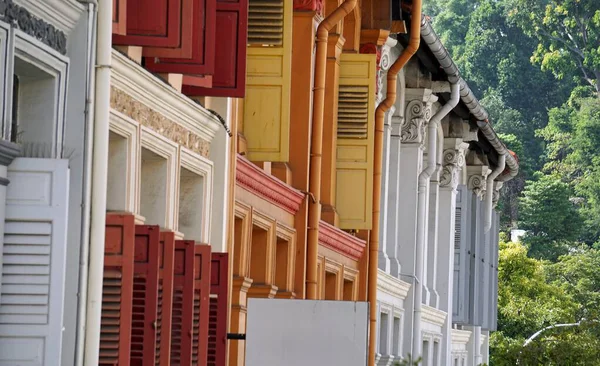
[
  {"left": 336, "top": 53, "right": 377, "bottom": 230},
  {"left": 243, "top": 0, "right": 292, "bottom": 162}
]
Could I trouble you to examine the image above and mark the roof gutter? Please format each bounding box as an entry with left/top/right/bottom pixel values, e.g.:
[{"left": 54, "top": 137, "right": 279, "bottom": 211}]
[{"left": 420, "top": 15, "right": 519, "bottom": 180}]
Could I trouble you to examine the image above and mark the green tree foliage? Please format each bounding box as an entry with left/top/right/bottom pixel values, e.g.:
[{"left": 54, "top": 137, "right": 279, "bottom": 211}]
[
  {"left": 490, "top": 242, "right": 600, "bottom": 365},
  {"left": 507, "top": 0, "right": 600, "bottom": 93},
  {"left": 519, "top": 175, "right": 582, "bottom": 259}
]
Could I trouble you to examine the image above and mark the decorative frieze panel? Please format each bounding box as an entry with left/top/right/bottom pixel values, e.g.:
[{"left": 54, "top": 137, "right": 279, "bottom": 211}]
[
  {"left": 0, "top": 0, "right": 68, "bottom": 54},
  {"left": 110, "top": 87, "right": 210, "bottom": 158}
]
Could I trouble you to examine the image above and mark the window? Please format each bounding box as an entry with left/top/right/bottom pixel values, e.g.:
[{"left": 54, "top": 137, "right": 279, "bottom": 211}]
[
  {"left": 343, "top": 279, "right": 354, "bottom": 301},
  {"left": 423, "top": 340, "right": 430, "bottom": 366},
  {"left": 107, "top": 112, "right": 139, "bottom": 213},
  {"left": 274, "top": 236, "right": 290, "bottom": 292},
  {"left": 178, "top": 166, "right": 205, "bottom": 241},
  {"left": 433, "top": 341, "right": 439, "bottom": 366},
  {"left": 325, "top": 272, "right": 337, "bottom": 300},
  {"left": 392, "top": 316, "right": 401, "bottom": 356},
  {"left": 249, "top": 223, "right": 271, "bottom": 284},
  {"left": 379, "top": 312, "right": 389, "bottom": 354},
  {"left": 140, "top": 147, "right": 168, "bottom": 226}
]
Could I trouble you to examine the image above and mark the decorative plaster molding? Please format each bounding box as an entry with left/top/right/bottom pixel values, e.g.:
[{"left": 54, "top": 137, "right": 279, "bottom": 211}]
[
  {"left": 235, "top": 155, "right": 304, "bottom": 215},
  {"left": 402, "top": 98, "right": 433, "bottom": 144},
  {"left": 111, "top": 87, "right": 210, "bottom": 158},
  {"left": 377, "top": 269, "right": 411, "bottom": 300},
  {"left": 318, "top": 220, "right": 366, "bottom": 261},
  {"left": 0, "top": 0, "right": 69, "bottom": 54},
  {"left": 422, "top": 305, "right": 447, "bottom": 328},
  {"left": 440, "top": 142, "right": 469, "bottom": 189},
  {"left": 13, "top": 0, "right": 83, "bottom": 35},
  {"left": 111, "top": 50, "right": 220, "bottom": 144},
  {"left": 466, "top": 165, "right": 491, "bottom": 200},
  {"left": 451, "top": 329, "right": 472, "bottom": 345}
]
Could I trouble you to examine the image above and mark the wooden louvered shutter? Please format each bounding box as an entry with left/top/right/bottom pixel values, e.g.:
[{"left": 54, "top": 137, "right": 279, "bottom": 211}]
[
  {"left": 452, "top": 185, "right": 471, "bottom": 324},
  {"left": 130, "top": 225, "right": 160, "bottom": 364},
  {"left": 208, "top": 253, "right": 228, "bottom": 366},
  {"left": 335, "top": 53, "right": 377, "bottom": 230},
  {"left": 157, "top": 231, "right": 176, "bottom": 366},
  {"left": 242, "top": 0, "right": 292, "bottom": 161},
  {"left": 113, "top": 0, "right": 127, "bottom": 35},
  {"left": 171, "top": 240, "right": 195, "bottom": 365},
  {"left": 0, "top": 158, "right": 69, "bottom": 365},
  {"left": 193, "top": 245, "right": 211, "bottom": 366},
  {"left": 182, "top": 0, "right": 249, "bottom": 98},
  {"left": 144, "top": 0, "right": 217, "bottom": 75},
  {"left": 112, "top": 0, "right": 185, "bottom": 48},
  {"left": 101, "top": 213, "right": 136, "bottom": 365}
]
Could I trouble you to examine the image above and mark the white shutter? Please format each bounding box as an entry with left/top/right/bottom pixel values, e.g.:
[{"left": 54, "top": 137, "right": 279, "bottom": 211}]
[{"left": 0, "top": 158, "right": 69, "bottom": 365}]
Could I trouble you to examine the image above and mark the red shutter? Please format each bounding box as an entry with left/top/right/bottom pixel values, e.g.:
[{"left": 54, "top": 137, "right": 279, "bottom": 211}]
[
  {"left": 207, "top": 253, "right": 228, "bottom": 366},
  {"left": 170, "top": 240, "right": 195, "bottom": 365},
  {"left": 100, "top": 214, "right": 136, "bottom": 365},
  {"left": 113, "top": 0, "right": 188, "bottom": 48},
  {"left": 156, "top": 231, "right": 176, "bottom": 366},
  {"left": 130, "top": 225, "right": 161, "bottom": 365},
  {"left": 182, "top": 0, "right": 248, "bottom": 98},
  {"left": 144, "top": 0, "right": 217, "bottom": 75},
  {"left": 193, "top": 245, "right": 212, "bottom": 366},
  {"left": 112, "top": 0, "right": 127, "bottom": 35}
]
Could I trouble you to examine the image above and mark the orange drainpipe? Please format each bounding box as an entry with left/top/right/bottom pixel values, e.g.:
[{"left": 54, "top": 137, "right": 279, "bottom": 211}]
[
  {"left": 306, "top": 0, "right": 357, "bottom": 300},
  {"left": 368, "top": 1, "right": 422, "bottom": 365}
]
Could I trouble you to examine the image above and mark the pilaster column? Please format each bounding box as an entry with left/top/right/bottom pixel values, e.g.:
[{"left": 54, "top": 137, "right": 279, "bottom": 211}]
[
  {"left": 436, "top": 139, "right": 468, "bottom": 366},
  {"left": 397, "top": 89, "right": 434, "bottom": 355},
  {"left": 424, "top": 148, "right": 440, "bottom": 307},
  {"left": 377, "top": 38, "right": 397, "bottom": 272}
]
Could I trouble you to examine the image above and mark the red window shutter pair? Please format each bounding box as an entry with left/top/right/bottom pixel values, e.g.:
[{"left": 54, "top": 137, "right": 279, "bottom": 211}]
[
  {"left": 170, "top": 240, "right": 195, "bottom": 365},
  {"left": 111, "top": 0, "right": 247, "bottom": 97},
  {"left": 130, "top": 225, "right": 161, "bottom": 365},
  {"left": 182, "top": 0, "right": 248, "bottom": 97},
  {"left": 101, "top": 214, "right": 136, "bottom": 365},
  {"left": 207, "top": 253, "right": 229, "bottom": 366}
]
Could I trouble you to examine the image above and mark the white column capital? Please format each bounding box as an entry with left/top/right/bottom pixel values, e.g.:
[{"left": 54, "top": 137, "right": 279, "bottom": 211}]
[
  {"left": 440, "top": 140, "right": 469, "bottom": 189},
  {"left": 401, "top": 91, "right": 436, "bottom": 145},
  {"left": 467, "top": 165, "right": 491, "bottom": 200}
]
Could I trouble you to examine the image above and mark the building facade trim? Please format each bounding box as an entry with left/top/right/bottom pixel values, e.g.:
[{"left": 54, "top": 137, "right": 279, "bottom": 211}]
[
  {"left": 318, "top": 220, "right": 367, "bottom": 261},
  {"left": 235, "top": 155, "right": 304, "bottom": 215},
  {"left": 422, "top": 304, "right": 447, "bottom": 327},
  {"left": 377, "top": 269, "right": 411, "bottom": 299},
  {"left": 0, "top": 0, "right": 69, "bottom": 54},
  {"left": 111, "top": 50, "right": 220, "bottom": 144}
]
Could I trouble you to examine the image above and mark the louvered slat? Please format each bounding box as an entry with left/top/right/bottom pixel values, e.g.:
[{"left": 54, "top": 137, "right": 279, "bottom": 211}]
[
  {"left": 337, "top": 85, "right": 370, "bottom": 139},
  {"left": 248, "top": 0, "right": 283, "bottom": 45}
]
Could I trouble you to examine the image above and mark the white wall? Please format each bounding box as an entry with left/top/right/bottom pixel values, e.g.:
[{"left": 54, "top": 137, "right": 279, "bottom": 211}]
[{"left": 246, "top": 299, "right": 369, "bottom": 366}]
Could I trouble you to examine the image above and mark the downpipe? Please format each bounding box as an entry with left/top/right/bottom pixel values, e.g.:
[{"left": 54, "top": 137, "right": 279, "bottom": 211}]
[
  {"left": 484, "top": 154, "right": 505, "bottom": 232},
  {"left": 412, "top": 81, "right": 459, "bottom": 358},
  {"left": 83, "top": 0, "right": 112, "bottom": 363}
]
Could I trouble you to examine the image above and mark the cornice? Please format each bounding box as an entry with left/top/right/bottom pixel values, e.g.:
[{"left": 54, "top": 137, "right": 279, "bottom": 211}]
[
  {"left": 318, "top": 220, "right": 366, "bottom": 261},
  {"left": 235, "top": 155, "right": 304, "bottom": 214},
  {"left": 111, "top": 50, "right": 220, "bottom": 143},
  {"left": 12, "top": 0, "right": 83, "bottom": 36},
  {"left": 451, "top": 329, "right": 472, "bottom": 345},
  {"left": 422, "top": 305, "right": 447, "bottom": 328},
  {"left": 377, "top": 269, "right": 411, "bottom": 299}
]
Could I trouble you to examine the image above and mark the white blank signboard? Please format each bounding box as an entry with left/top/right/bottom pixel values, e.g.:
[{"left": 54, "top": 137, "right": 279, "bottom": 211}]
[{"left": 246, "top": 299, "right": 369, "bottom": 366}]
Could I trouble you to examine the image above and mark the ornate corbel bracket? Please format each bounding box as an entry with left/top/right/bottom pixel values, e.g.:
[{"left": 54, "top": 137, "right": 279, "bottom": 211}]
[
  {"left": 440, "top": 141, "right": 469, "bottom": 189},
  {"left": 401, "top": 92, "right": 435, "bottom": 145},
  {"left": 467, "top": 165, "right": 491, "bottom": 200},
  {"left": 492, "top": 181, "right": 504, "bottom": 208}
]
